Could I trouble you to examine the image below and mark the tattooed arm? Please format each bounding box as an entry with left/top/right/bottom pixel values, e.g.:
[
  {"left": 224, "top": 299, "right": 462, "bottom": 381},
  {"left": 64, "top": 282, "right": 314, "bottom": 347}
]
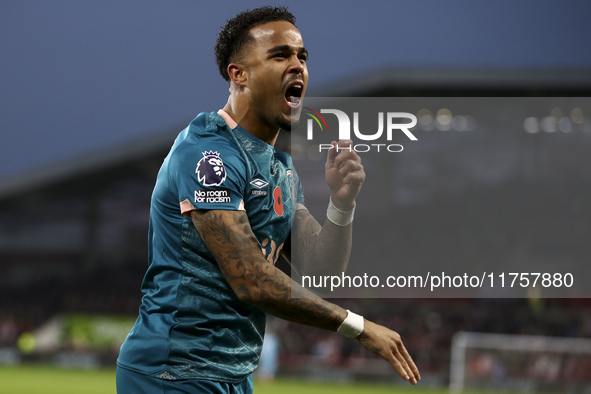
[
  {"left": 286, "top": 208, "right": 352, "bottom": 277},
  {"left": 192, "top": 208, "right": 344, "bottom": 329},
  {"left": 190, "top": 208, "right": 420, "bottom": 384},
  {"left": 285, "top": 139, "right": 363, "bottom": 276}
]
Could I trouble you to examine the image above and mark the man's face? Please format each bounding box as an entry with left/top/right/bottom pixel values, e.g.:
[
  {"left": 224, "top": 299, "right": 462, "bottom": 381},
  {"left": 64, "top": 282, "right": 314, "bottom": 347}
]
[{"left": 242, "top": 21, "right": 308, "bottom": 131}]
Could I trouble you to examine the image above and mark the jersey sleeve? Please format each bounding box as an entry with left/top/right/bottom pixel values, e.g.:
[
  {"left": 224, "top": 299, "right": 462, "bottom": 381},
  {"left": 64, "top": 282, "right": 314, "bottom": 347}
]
[{"left": 172, "top": 140, "right": 247, "bottom": 216}]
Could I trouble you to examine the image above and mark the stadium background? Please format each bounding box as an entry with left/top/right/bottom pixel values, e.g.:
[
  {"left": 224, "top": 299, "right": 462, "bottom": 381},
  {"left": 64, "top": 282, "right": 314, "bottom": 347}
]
[{"left": 1, "top": 1, "right": 591, "bottom": 392}]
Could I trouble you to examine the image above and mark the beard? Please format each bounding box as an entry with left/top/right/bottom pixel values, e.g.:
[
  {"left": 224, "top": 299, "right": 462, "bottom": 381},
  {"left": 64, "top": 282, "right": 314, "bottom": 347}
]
[
  {"left": 279, "top": 117, "right": 298, "bottom": 132},
  {"left": 279, "top": 108, "right": 302, "bottom": 132}
]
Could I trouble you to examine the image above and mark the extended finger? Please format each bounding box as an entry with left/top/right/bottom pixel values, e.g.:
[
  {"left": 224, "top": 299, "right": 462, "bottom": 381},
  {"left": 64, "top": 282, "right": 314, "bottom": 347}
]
[
  {"left": 336, "top": 139, "right": 354, "bottom": 149},
  {"left": 393, "top": 343, "right": 418, "bottom": 385},
  {"left": 386, "top": 351, "right": 413, "bottom": 383},
  {"left": 398, "top": 342, "right": 420, "bottom": 382},
  {"left": 325, "top": 141, "right": 338, "bottom": 169}
]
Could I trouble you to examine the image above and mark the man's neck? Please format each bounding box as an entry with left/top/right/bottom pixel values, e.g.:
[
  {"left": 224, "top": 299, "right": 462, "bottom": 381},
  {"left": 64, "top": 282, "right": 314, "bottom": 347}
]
[{"left": 222, "top": 99, "right": 279, "bottom": 146}]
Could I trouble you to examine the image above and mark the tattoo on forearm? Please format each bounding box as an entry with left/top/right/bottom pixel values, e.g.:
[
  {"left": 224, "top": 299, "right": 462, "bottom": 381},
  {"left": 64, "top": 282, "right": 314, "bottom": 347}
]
[
  {"left": 292, "top": 209, "right": 352, "bottom": 276},
  {"left": 294, "top": 210, "right": 321, "bottom": 254},
  {"left": 191, "top": 210, "right": 344, "bottom": 331}
]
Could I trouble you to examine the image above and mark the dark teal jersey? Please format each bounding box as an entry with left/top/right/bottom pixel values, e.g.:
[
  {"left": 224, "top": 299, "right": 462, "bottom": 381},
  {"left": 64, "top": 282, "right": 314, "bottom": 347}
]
[{"left": 117, "top": 111, "right": 304, "bottom": 383}]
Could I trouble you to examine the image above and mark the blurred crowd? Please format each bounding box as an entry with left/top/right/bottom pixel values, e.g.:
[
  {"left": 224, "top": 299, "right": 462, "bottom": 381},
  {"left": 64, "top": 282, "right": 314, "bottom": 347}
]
[{"left": 1, "top": 264, "right": 591, "bottom": 383}]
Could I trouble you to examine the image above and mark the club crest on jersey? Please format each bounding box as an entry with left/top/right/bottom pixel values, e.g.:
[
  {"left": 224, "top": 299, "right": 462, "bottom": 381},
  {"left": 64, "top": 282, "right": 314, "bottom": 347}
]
[{"left": 196, "top": 151, "right": 227, "bottom": 186}]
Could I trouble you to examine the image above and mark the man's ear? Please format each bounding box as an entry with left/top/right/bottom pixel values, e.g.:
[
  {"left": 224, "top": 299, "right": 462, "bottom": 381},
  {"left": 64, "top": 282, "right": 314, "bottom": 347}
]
[{"left": 227, "top": 63, "right": 247, "bottom": 87}]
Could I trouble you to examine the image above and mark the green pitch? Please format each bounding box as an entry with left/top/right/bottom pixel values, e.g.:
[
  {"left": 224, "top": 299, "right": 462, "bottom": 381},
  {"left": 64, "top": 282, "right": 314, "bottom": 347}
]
[
  {"left": 0, "top": 365, "right": 492, "bottom": 394},
  {"left": 0, "top": 365, "right": 115, "bottom": 394}
]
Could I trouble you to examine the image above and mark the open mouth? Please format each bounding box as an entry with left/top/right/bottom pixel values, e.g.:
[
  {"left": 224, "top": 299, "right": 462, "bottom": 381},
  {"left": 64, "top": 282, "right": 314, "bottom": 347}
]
[{"left": 284, "top": 82, "right": 303, "bottom": 108}]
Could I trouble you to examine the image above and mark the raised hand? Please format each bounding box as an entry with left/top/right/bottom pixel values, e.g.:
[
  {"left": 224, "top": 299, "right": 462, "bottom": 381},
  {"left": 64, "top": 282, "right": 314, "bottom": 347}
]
[{"left": 325, "top": 140, "right": 365, "bottom": 210}]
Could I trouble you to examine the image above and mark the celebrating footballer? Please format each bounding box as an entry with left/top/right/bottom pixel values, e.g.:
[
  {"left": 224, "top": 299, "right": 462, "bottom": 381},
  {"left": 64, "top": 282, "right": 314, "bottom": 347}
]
[{"left": 117, "top": 6, "right": 420, "bottom": 393}]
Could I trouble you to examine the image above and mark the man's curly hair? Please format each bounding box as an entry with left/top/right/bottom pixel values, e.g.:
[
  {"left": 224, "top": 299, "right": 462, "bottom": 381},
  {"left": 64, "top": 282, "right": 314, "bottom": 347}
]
[{"left": 215, "top": 6, "right": 296, "bottom": 82}]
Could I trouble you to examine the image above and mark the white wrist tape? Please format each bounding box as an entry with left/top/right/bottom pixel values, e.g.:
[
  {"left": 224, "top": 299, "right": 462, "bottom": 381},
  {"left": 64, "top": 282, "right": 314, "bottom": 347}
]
[
  {"left": 327, "top": 197, "right": 355, "bottom": 226},
  {"left": 337, "top": 310, "right": 364, "bottom": 338}
]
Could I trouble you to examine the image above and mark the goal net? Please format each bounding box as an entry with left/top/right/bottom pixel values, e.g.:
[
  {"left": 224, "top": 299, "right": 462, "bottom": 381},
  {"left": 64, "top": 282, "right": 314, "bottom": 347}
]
[{"left": 450, "top": 331, "right": 591, "bottom": 393}]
